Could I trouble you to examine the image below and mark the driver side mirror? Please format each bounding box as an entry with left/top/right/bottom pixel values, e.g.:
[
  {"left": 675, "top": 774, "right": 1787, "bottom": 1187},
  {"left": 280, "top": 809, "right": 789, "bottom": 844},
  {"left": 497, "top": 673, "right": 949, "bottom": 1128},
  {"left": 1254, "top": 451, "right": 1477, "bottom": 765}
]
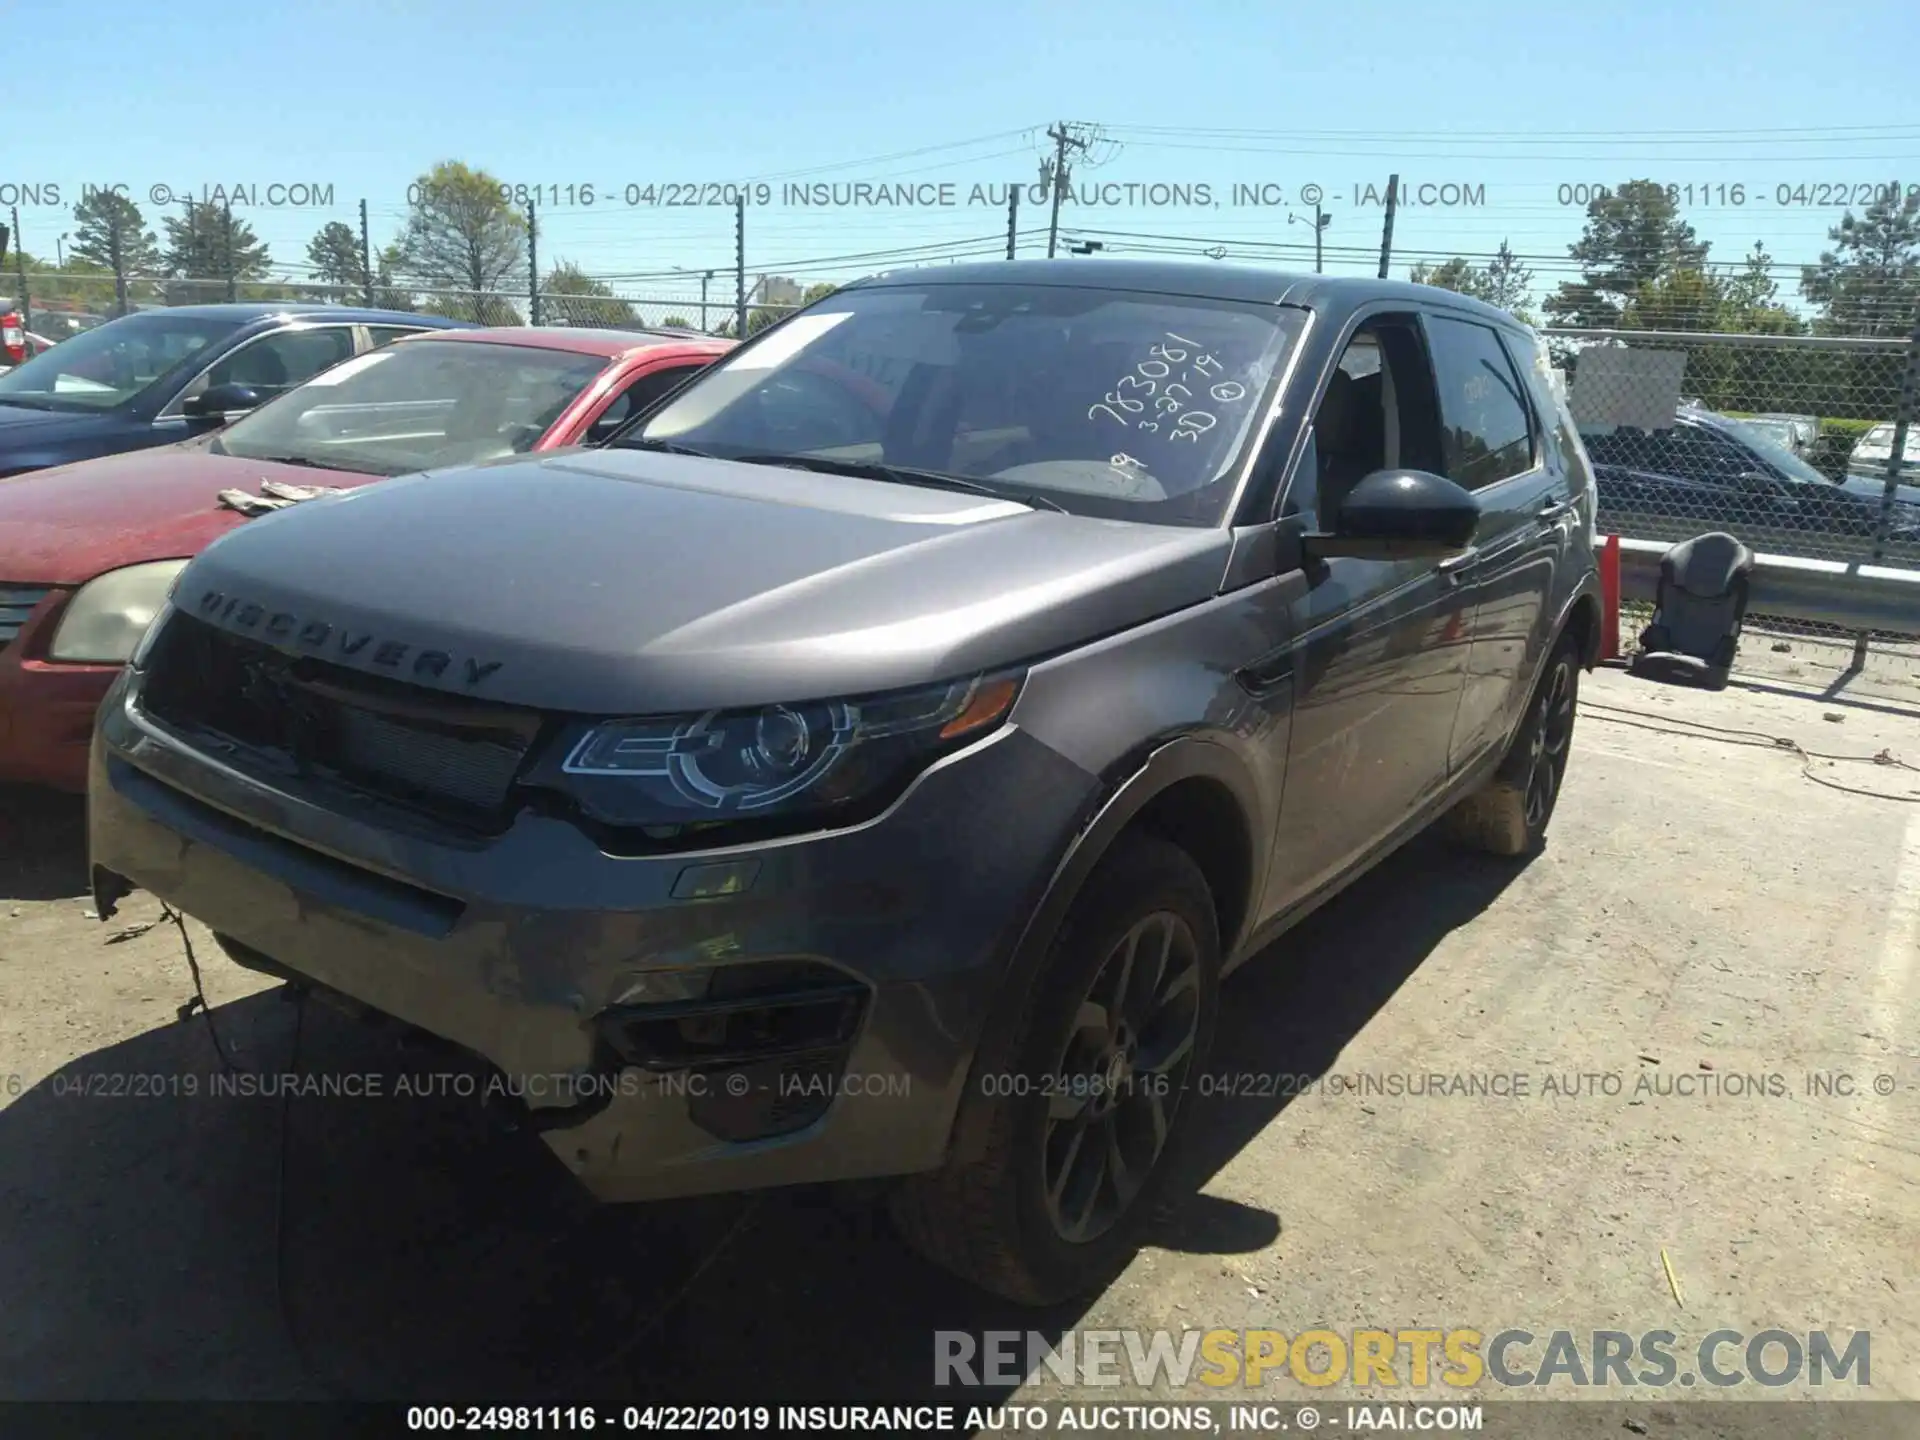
[
  {"left": 181, "top": 382, "right": 265, "bottom": 426},
  {"left": 1303, "top": 469, "right": 1481, "bottom": 562}
]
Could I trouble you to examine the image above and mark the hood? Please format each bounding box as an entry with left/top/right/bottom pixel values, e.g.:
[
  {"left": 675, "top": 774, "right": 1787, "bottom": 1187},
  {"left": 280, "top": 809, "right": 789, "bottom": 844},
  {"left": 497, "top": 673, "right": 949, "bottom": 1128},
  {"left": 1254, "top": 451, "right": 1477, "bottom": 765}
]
[
  {"left": 0, "top": 441, "right": 383, "bottom": 585},
  {"left": 176, "top": 448, "right": 1232, "bottom": 715},
  {"left": 0, "top": 402, "right": 113, "bottom": 440}
]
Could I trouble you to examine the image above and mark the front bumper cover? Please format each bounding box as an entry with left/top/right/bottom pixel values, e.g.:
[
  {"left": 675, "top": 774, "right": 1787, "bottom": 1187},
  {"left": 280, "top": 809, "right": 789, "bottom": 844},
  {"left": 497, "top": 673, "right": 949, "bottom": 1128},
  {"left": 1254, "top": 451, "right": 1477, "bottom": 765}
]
[{"left": 88, "top": 671, "right": 1099, "bottom": 1201}]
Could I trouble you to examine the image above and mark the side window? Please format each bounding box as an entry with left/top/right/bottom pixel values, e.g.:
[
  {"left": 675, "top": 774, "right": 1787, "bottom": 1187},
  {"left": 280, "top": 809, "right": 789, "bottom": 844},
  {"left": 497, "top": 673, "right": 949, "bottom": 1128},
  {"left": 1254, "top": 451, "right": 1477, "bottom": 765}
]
[
  {"left": 181, "top": 326, "right": 357, "bottom": 404},
  {"left": 588, "top": 363, "right": 707, "bottom": 443},
  {"left": 367, "top": 326, "right": 427, "bottom": 349},
  {"left": 1425, "top": 315, "right": 1536, "bottom": 490},
  {"left": 1294, "top": 315, "right": 1445, "bottom": 523}
]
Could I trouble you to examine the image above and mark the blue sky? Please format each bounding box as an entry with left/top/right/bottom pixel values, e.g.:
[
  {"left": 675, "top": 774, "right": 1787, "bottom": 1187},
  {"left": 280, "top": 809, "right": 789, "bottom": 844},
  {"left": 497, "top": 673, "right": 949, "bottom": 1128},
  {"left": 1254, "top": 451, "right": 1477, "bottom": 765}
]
[{"left": 8, "top": 0, "right": 1919, "bottom": 309}]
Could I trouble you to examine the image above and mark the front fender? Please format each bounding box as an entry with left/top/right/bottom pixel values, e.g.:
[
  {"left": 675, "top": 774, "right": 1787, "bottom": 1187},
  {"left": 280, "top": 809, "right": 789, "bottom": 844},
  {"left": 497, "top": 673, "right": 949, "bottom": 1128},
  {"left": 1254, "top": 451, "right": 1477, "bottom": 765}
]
[{"left": 946, "top": 731, "right": 1267, "bottom": 1166}]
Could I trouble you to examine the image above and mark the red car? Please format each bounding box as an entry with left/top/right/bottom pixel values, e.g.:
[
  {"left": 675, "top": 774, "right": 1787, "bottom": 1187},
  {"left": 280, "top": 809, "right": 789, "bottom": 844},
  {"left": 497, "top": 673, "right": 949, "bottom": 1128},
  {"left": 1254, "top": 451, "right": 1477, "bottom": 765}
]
[{"left": 0, "top": 325, "right": 733, "bottom": 790}]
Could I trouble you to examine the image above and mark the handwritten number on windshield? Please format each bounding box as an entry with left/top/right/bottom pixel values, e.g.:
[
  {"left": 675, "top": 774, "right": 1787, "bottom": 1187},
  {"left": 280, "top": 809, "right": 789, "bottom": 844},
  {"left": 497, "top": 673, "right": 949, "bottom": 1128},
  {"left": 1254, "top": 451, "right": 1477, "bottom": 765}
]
[{"left": 1089, "top": 332, "right": 1245, "bottom": 436}]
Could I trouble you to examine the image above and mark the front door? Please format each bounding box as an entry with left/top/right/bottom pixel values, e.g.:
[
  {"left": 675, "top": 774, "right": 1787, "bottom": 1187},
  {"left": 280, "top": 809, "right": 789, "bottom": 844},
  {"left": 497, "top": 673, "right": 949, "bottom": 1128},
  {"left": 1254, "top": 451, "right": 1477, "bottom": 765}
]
[{"left": 1262, "top": 315, "right": 1475, "bottom": 914}]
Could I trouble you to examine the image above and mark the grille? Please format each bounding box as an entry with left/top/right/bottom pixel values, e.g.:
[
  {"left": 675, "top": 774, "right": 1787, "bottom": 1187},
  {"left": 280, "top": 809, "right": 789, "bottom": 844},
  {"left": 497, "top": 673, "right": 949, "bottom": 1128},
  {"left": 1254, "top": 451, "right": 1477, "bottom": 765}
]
[
  {"left": 139, "top": 613, "right": 543, "bottom": 833},
  {"left": 0, "top": 584, "right": 51, "bottom": 650}
]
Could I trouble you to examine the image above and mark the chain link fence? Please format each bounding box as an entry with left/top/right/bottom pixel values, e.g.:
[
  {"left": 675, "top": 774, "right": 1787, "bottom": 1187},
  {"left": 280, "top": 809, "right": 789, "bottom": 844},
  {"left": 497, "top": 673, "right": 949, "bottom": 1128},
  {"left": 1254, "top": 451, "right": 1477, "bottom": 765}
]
[
  {"left": 1, "top": 272, "right": 778, "bottom": 336},
  {"left": 1546, "top": 324, "right": 1920, "bottom": 668}
]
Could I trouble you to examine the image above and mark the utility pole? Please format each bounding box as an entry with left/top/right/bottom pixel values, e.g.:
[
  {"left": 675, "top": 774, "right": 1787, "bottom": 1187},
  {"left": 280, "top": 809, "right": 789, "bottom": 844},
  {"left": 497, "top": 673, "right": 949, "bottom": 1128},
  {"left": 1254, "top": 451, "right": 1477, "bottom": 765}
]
[
  {"left": 1006, "top": 183, "right": 1019, "bottom": 260},
  {"left": 700, "top": 270, "right": 713, "bottom": 333},
  {"left": 734, "top": 196, "right": 747, "bottom": 338},
  {"left": 182, "top": 200, "right": 196, "bottom": 300},
  {"left": 1377, "top": 173, "right": 1400, "bottom": 280},
  {"left": 1043, "top": 122, "right": 1092, "bottom": 259},
  {"left": 358, "top": 198, "right": 374, "bottom": 306},
  {"left": 9, "top": 207, "right": 26, "bottom": 333},
  {"left": 527, "top": 198, "right": 540, "bottom": 325},
  {"left": 222, "top": 199, "right": 237, "bottom": 302}
]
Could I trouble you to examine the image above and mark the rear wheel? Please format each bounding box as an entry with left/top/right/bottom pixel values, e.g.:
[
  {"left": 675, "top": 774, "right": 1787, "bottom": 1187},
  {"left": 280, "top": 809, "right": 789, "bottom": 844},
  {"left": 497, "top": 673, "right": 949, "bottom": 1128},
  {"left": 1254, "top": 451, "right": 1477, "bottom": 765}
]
[
  {"left": 1443, "top": 635, "right": 1579, "bottom": 857},
  {"left": 889, "top": 833, "right": 1220, "bottom": 1304}
]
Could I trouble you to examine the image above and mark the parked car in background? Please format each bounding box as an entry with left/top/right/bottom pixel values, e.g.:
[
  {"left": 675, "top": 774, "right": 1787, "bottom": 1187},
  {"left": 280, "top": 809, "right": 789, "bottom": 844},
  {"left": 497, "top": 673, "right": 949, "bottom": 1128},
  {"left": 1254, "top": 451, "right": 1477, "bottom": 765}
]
[
  {"left": 24, "top": 307, "right": 111, "bottom": 345},
  {"left": 1584, "top": 405, "right": 1920, "bottom": 542},
  {"left": 1741, "top": 413, "right": 1815, "bottom": 457},
  {"left": 1844, "top": 421, "right": 1920, "bottom": 504},
  {"left": 1, "top": 302, "right": 28, "bottom": 369},
  {"left": 0, "top": 303, "right": 473, "bottom": 477},
  {"left": 89, "top": 261, "right": 1601, "bottom": 1303},
  {"left": 0, "top": 325, "right": 730, "bottom": 789}
]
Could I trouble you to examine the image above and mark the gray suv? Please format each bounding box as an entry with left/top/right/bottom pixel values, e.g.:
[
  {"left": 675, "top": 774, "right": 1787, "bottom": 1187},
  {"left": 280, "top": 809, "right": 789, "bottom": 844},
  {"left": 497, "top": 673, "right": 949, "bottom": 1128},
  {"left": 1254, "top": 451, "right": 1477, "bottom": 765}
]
[{"left": 88, "top": 260, "right": 1602, "bottom": 1304}]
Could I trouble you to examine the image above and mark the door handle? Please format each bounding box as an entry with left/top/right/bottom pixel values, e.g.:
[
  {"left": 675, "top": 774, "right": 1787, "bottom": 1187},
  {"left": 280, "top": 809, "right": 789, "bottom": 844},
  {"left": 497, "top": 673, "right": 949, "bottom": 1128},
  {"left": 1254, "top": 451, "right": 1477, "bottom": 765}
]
[
  {"left": 1538, "top": 497, "right": 1576, "bottom": 521},
  {"left": 1436, "top": 546, "right": 1479, "bottom": 574}
]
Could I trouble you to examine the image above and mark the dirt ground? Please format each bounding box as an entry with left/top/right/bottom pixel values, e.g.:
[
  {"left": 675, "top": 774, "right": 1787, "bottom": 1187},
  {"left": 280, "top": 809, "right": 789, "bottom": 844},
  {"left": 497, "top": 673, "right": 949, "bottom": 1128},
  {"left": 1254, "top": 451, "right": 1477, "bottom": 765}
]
[{"left": 1, "top": 657, "right": 1916, "bottom": 1418}]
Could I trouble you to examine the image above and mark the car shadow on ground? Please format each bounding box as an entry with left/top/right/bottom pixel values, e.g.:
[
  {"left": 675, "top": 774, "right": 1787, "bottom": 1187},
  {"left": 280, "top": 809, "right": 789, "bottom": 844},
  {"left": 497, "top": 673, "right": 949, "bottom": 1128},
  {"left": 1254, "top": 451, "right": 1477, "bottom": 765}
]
[
  {"left": 0, "top": 827, "right": 1522, "bottom": 1404},
  {"left": 0, "top": 785, "right": 89, "bottom": 902}
]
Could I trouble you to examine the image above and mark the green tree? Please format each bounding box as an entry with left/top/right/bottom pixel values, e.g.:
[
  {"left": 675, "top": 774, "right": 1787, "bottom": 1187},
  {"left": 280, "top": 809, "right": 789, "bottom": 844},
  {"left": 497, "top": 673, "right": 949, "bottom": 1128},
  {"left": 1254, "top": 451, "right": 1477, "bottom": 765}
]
[
  {"left": 1545, "top": 181, "right": 1711, "bottom": 329},
  {"left": 1620, "top": 267, "right": 1727, "bottom": 332},
  {"left": 1408, "top": 256, "right": 1488, "bottom": 298},
  {"left": 715, "top": 307, "right": 790, "bottom": 339},
  {"left": 372, "top": 243, "right": 416, "bottom": 312},
  {"left": 539, "top": 261, "right": 637, "bottom": 326},
  {"left": 160, "top": 201, "right": 272, "bottom": 303},
  {"left": 1800, "top": 191, "right": 1920, "bottom": 338},
  {"left": 1481, "top": 240, "right": 1534, "bottom": 320},
  {"left": 68, "top": 188, "right": 161, "bottom": 315},
  {"left": 395, "top": 161, "right": 528, "bottom": 320},
  {"left": 305, "top": 220, "right": 369, "bottom": 299},
  {"left": 659, "top": 314, "right": 694, "bottom": 329},
  {"left": 799, "top": 282, "right": 839, "bottom": 306},
  {"left": 1720, "top": 242, "right": 1804, "bottom": 335}
]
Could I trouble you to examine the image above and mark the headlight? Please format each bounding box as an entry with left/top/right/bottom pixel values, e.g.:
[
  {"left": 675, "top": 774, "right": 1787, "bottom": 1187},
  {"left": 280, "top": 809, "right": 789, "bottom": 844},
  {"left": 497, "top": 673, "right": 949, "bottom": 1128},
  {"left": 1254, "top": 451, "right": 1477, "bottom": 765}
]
[
  {"left": 47, "top": 559, "right": 189, "bottom": 664},
  {"left": 532, "top": 671, "right": 1022, "bottom": 837}
]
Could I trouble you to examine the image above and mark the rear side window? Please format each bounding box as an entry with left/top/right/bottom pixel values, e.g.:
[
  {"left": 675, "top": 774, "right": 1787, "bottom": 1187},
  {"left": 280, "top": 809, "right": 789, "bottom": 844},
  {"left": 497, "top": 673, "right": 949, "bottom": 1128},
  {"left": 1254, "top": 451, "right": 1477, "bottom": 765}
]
[
  {"left": 588, "top": 363, "right": 709, "bottom": 442},
  {"left": 1426, "top": 315, "right": 1535, "bottom": 489}
]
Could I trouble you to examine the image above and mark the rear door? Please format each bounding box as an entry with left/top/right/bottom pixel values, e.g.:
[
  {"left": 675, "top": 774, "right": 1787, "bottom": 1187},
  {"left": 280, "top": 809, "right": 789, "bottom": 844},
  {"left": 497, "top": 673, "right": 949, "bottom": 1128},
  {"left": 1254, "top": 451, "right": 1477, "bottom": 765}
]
[{"left": 1426, "top": 312, "right": 1568, "bottom": 774}]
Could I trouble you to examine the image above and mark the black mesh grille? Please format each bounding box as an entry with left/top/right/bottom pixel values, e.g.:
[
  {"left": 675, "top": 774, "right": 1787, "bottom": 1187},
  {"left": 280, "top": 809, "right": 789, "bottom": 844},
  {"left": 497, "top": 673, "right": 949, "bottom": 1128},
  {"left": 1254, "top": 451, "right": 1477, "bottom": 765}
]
[
  {"left": 138, "top": 613, "right": 543, "bottom": 834},
  {"left": 0, "top": 584, "right": 50, "bottom": 651}
]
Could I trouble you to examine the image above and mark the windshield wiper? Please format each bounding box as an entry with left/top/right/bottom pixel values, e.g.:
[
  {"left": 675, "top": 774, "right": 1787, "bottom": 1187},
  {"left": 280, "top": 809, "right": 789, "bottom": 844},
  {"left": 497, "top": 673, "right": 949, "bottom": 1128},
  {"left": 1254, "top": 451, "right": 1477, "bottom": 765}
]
[
  {"left": 237, "top": 453, "right": 373, "bottom": 474},
  {"left": 728, "top": 453, "right": 1069, "bottom": 514},
  {"left": 611, "top": 436, "right": 720, "bottom": 458}
]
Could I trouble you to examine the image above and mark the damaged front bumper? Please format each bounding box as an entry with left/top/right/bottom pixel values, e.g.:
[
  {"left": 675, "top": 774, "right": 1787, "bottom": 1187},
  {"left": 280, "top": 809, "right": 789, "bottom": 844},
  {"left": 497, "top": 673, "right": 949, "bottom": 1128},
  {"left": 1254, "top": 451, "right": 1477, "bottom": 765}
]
[{"left": 88, "top": 671, "right": 1099, "bottom": 1202}]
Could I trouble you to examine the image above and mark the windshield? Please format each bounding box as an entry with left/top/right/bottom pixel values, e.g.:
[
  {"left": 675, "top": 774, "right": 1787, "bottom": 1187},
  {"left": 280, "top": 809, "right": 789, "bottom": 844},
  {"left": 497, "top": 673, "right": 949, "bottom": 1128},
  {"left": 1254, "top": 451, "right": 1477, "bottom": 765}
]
[
  {"left": 628, "top": 281, "right": 1304, "bottom": 525},
  {"left": 0, "top": 310, "right": 240, "bottom": 411},
  {"left": 1719, "top": 415, "right": 1833, "bottom": 487},
  {"left": 1857, "top": 423, "right": 1920, "bottom": 458},
  {"left": 213, "top": 340, "right": 612, "bottom": 476},
  {"left": 1741, "top": 417, "right": 1798, "bottom": 449}
]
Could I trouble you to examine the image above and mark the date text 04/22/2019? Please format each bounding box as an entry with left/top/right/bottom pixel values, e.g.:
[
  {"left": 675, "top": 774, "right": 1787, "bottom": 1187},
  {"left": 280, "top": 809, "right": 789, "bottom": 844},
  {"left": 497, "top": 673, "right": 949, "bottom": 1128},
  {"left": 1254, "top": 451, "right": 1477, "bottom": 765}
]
[
  {"left": 405, "top": 1405, "right": 978, "bottom": 1432},
  {"left": 1556, "top": 181, "right": 1918, "bottom": 207}
]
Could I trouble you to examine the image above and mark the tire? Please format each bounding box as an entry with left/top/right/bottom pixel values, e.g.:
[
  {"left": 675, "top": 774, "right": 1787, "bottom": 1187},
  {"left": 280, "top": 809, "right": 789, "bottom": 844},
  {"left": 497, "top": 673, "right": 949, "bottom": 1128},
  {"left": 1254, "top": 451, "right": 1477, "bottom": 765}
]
[
  {"left": 1443, "top": 634, "right": 1580, "bottom": 858},
  {"left": 889, "top": 832, "right": 1221, "bottom": 1305}
]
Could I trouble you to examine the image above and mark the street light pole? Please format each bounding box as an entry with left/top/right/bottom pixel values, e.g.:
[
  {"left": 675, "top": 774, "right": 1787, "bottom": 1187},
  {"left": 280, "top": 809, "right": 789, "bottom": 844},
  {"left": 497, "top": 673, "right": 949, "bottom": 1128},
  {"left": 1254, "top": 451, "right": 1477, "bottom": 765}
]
[{"left": 1289, "top": 208, "right": 1330, "bottom": 273}]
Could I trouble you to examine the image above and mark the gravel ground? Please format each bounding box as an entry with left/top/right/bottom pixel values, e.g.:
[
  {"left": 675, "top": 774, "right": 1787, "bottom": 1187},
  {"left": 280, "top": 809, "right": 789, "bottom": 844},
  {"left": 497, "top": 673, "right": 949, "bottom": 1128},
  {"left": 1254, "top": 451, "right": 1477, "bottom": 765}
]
[{"left": 1, "top": 664, "right": 1916, "bottom": 1424}]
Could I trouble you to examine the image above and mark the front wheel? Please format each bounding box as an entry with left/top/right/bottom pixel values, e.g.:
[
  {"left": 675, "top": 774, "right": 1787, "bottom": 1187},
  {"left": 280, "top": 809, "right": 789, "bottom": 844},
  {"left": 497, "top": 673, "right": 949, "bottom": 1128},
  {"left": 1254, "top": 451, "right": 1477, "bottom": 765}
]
[
  {"left": 889, "top": 833, "right": 1220, "bottom": 1304},
  {"left": 1443, "top": 635, "right": 1579, "bottom": 857}
]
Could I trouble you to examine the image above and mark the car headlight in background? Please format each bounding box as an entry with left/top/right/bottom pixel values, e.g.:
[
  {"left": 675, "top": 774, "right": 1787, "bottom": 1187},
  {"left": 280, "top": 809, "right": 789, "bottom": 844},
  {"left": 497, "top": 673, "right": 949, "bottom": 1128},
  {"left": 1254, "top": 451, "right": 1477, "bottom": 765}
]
[
  {"left": 47, "top": 559, "right": 189, "bottom": 664},
  {"left": 535, "top": 670, "right": 1023, "bottom": 837}
]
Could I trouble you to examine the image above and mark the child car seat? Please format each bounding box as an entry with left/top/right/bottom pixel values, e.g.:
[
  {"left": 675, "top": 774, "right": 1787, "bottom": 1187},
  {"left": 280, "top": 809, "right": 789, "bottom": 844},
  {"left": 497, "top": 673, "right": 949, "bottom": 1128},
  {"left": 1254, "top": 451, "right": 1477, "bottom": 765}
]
[{"left": 1630, "top": 531, "right": 1755, "bottom": 691}]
